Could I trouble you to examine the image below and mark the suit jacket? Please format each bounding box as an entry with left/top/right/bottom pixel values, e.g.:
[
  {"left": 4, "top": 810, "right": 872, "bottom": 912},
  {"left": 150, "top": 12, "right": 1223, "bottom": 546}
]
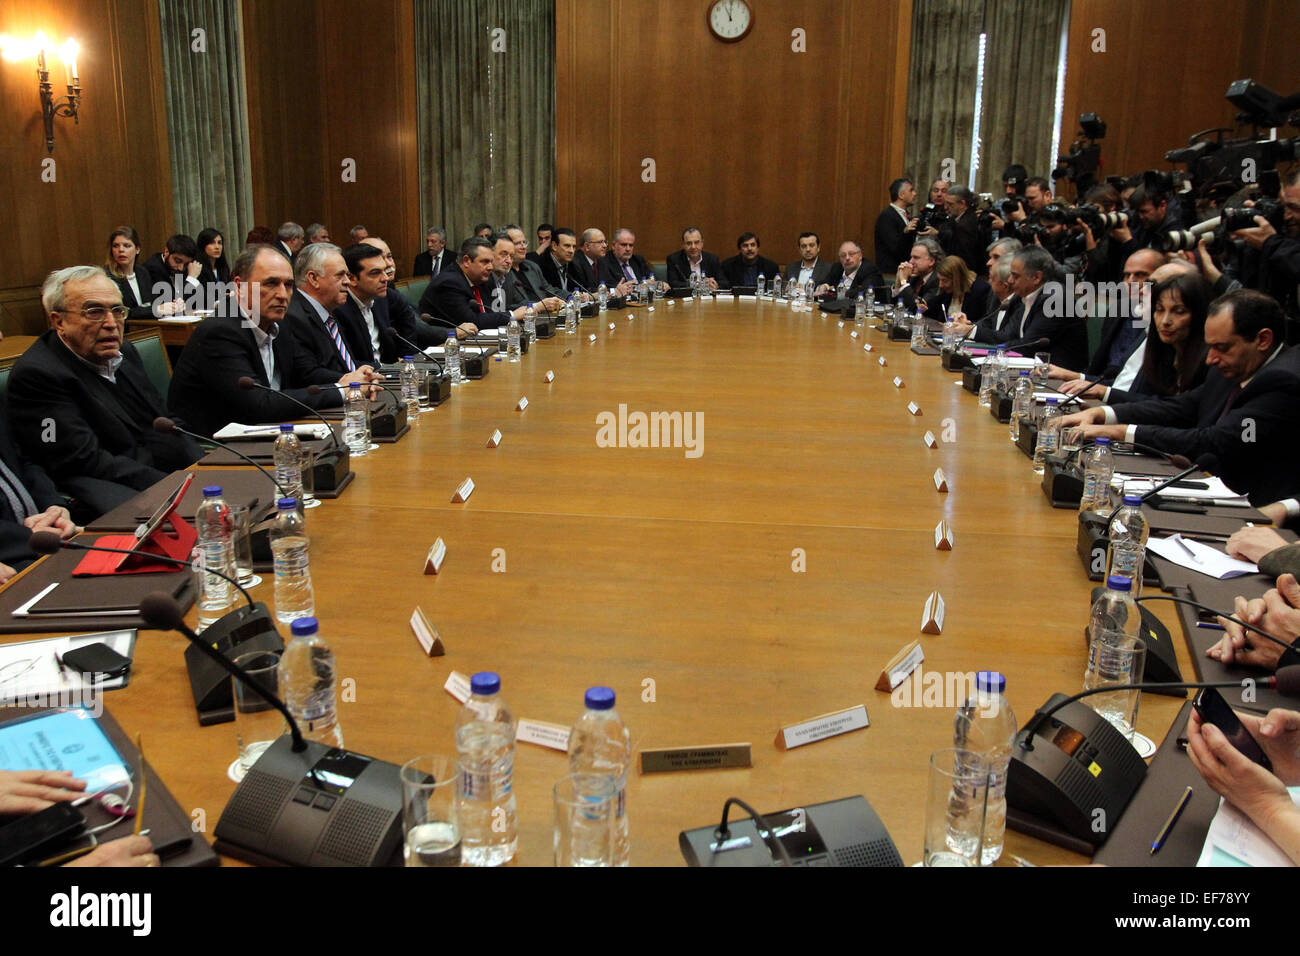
[
  {"left": 600, "top": 252, "right": 654, "bottom": 286},
  {"left": 719, "top": 254, "right": 780, "bottom": 289},
  {"left": 420, "top": 264, "right": 514, "bottom": 329},
  {"left": 1114, "top": 346, "right": 1300, "bottom": 504},
  {"left": 1013, "top": 290, "right": 1089, "bottom": 370},
  {"left": 1085, "top": 314, "right": 1147, "bottom": 380},
  {"left": 0, "top": 415, "right": 63, "bottom": 572},
  {"left": 874, "top": 205, "right": 913, "bottom": 275},
  {"left": 571, "top": 255, "right": 602, "bottom": 293},
  {"left": 109, "top": 266, "right": 158, "bottom": 323},
  {"left": 898, "top": 271, "right": 940, "bottom": 314},
  {"left": 142, "top": 252, "right": 201, "bottom": 308},
  {"left": 413, "top": 249, "right": 452, "bottom": 278},
  {"left": 514, "top": 260, "right": 561, "bottom": 304},
  {"left": 335, "top": 293, "right": 401, "bottom": 366},
  {"left": 938, "top": 209, "right": 985, "bottom": 276},
  {"left": 665, "top": 250, "right": 723, "bottom": 288},
  {"left": 784, "top": 259, "right": 833, "bottom": 287},
  {"left": 537, "top": 253, "right": 586, "bottom": 296},
  {"left": 7, "top": 330, "right": 202, "bottom": 498},
  {"left": 168, "top": 314, "right": 345, "bottom": 438},
  {"left": 821, "top": 260, "right": 886, "bottom": 298},
  {"left": 386, "top": 285, "right": 443, "bottom": 350},
  {"left": 971, "top": 294, "right": 1019, "bottom": 344},
  {"left": 285, "top": 290, "right": 368, "bottom": 377}
]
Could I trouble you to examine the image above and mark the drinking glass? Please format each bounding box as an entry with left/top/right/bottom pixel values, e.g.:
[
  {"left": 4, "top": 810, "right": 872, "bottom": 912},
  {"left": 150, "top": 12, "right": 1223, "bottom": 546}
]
[
  {"left": 401, "top": 755, "right": 461, "bottom": 867},
  {"left": 232, "top": 650, "right": 285, "bottom": 781},
  {"left": 923, "top": 748, "right": 989, "bottom": 867}
]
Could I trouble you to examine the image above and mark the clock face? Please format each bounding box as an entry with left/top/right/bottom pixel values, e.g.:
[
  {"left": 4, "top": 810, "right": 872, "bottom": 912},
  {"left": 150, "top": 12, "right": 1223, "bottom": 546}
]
[{"left": 708, "top": 0, "right": 753, "bottom": 42}]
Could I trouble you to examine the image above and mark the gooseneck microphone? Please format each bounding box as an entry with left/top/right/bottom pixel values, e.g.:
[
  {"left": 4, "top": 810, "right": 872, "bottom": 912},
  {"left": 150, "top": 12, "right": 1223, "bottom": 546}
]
[
  {"left": 1135, "top": 593, "right": 1296, "bottom": 653},
  {"left": 139, "top": 592, "right": 306, "bottom": 754},
  {"left": 1055, "top": 373, "right": 1109, "bottom": 409},
  {"left": 154, "top": 416, "right": 288, "bottom": 499},
  {"left": 236, "top": 377, "right": 342, "bottom": 452},
  {"left": 1138, "top": 452, "right": 1222, "bottom": 502},
  {"left": 28, "top": 530, "right": 254, "bottom": 607}
]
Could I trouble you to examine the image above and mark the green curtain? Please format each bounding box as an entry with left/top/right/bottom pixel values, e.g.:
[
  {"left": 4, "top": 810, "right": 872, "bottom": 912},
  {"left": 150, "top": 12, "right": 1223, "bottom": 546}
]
[
  {"left": 977, "top": 0, "right": 1069, "bottom": 195},
  {"left": 903, "top": 0, "right": 983, "bottom": 192},
  {"left": 157, "top": 0, "right": 255, "bottom": 248},
  {"left": 414, "top": 0, "right": 555, "bottom": 246}
]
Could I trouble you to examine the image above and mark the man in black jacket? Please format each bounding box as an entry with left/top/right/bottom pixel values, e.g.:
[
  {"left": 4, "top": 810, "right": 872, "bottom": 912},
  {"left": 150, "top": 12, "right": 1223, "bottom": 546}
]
[
  {"left": 874, "top": 178, "right": 916, "bottom": 275},
  {"left": 360, "top": 235, "right": 445, "bottom": 350},
  {"left": 938, "top": 186, "right": 986, "bottom": 276},
  {"left": 420, "top": 237, "right": 523, "bottom": 331},
  {"left": 786, "top": 233, "right": 833, "bottom": 290},
  {"left": 536, "top": 229, "right": 588, "bottom": 297},
  {"left": 412, "top": 227, "right": 450, "bottom": 277},
  {"left": 0, "top": 416, "right": 78, "bottom": 583},
  {"left": 1060, "top": 289, "right": 1300, "bottom": 505},
  {"left": 284, "top": 242, "right": 366, "bottom": 375},
  {"left": 665, "top": 227, "right": 723, "bottom": 290},
  {"left": 142, "top": 234, "right": 203, "bottom": 313},
  {"left": 169, "top": 245, "right": 377, "bottom": 437},
  {"left": 9, "top": 266, "right": 204, "bottom": 517},
  {"left": 601, "top": 229, "right": 659, "bottom": 295},
  {"left": 719, "top": 232, "right": 780, "bottom": 289},
  {"left": 505, "top": 225, "right": 565, "bottom": 312},
  {"left": 815, "top": 241, "right": 884, "bottom": 300}
]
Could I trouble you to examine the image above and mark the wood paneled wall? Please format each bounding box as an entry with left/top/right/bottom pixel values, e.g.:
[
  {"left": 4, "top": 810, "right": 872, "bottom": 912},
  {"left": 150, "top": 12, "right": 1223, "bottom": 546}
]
[
  {"left": 0, "top": 0, "right": 172, "bottom": 334},
  {"left": 240, "top": 0, "right": 420, "bottom": 274},
  {"left": 1058, "top": 0, "right": 1300, "bottom": 199},
  {"left": 555, "top": 0, "right": 913, "bottom": 267}
]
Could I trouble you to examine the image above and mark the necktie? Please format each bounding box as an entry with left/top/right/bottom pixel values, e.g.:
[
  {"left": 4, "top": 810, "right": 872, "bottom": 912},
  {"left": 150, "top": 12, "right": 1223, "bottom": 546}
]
[
  {"left": 624, "top": 263, "right": 635, "bottom": 282},
  {"left": 473, "top": 287, "right": 484, "bottom": 312},
  {"left": 1215, "top": 383, "right": 1245, "bottom": 423},
  {"left": 0, "top": 457, "right": 37, "bottom": 523},
  {"left": 324, "top": 316, "right": 356, "bottom": 372}
]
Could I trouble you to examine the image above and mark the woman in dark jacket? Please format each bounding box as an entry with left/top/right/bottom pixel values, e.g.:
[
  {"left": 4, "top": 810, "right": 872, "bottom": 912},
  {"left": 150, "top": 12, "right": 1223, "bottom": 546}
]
[
  {"left": 103, "top": 226, "right": 157, "bottom": 323},
  {"left": 1107, "top": 272, "right": 1210, "bottom": 403}
]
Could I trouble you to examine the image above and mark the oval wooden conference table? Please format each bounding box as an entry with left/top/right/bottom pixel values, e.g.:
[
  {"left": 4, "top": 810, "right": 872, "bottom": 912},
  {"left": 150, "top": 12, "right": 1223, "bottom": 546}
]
[{"left": 16, "top": 297, "right": 1195, "bottom": 867}]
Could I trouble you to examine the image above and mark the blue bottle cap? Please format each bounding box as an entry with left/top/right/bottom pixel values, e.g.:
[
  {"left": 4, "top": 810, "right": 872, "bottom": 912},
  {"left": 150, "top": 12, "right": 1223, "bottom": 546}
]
[
  {"left": 1046, "top": 396, "right": 1059, "bottom": 404},
  {"left": 277, "top": 497, "right": 297, "bottom": 510},
  {"left": 1122, "top": 493, "right": 1143, "bottom": 506},
  {"left": 290, "top": 617, "right": 318, "bottom": 636},
  {"left": 584, "top": 686, "right": 616, "bottom": 710},
  {"left": 349, "top": 382, "right": 361, "bottom": 389},
  {"left": 1106, "top": 575, "right": 1133, "bottom": 592},
  {"left": 1019, "top": 369, "right": 1030, "bottom": 376},
  {"left": 470, "top": 672, "right": 500, "bottom": 696},
  {"left": 447, "top": 330, "right": 457, "bottom": 341},
  {"left": 202, "top": 485, "right": 223, "bottom": 498},
  {"left": 403, "top": 355, "right": 415, "bottom": 361},
  {"left": 280, "top": 423, "right": 294, "bottom": 432},
  {"left": 976, "top": 671, "right": 1006, "bottom": 694},
  {"left": 1096, "top": 437, "right": 1111, "bottom": 445}
]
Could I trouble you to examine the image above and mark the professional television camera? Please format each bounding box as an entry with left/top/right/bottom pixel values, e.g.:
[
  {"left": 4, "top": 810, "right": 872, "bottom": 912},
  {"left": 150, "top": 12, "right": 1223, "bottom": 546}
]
[{"left": 1052, "top": 113, "right": 1106, "bottom": 193}]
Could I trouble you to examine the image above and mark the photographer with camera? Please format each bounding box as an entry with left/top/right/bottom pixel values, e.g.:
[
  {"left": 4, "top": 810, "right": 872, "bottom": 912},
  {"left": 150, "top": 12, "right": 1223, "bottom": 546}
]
[
  {"left": 907, "top": 179, "right": 950, "bottom": 241},
  {"left": 1226, "top": 167, "right": 1300, "bottom": 322},
  {"left": 937, "top": 185, "right": 985, "bottom": 276}
]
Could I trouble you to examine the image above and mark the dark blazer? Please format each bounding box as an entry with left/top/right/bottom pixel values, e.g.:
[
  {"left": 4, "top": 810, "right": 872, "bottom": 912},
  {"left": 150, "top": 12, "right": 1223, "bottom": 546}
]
[
  {"left": 665, "top": 250, "right": 723, "bottom": 288},
  {"left": 285, "top": 290, "right": 368, "bottom": 377},
  {"left": 168, "top": 314, "right": 345, "bottom": 438},
  {"left": 335, "top": 294, "right": 400, "bottom": 366},
  {"left": 931, "top": 277, "right": 992, "bottom": 326},
  {"left": 386, "top": 286, "right": 443, "bottom": 350},
  {"left": 420, "top": 264, "right": 514, "bottom": 329},
  {"left": 938, "top": 209, "right": 985, "bottom": 276},
  {"left": 1085, "top": 314, "right": 1146, "bottom": 380},
  {"left": 571, "top": 256, "right": 602, "bottom": 293},
  {"left": 537, "top": 253, "right": 586, "bottom": 296},
  {"left": 1114, "top": 347, "right": 1300, "bottom": 504},
  {"left": 142, "top": 253, "right": 195, "bottom": 304},
  {"left": 600, "top": 252, "right": 654, "bottom": 286},
  {"left": 0, "top": 415, "right": 63, "bottom": 572},
  {"left": 514, "top": 261, "right": 561, "bottom": 304},
  {"left": 874, "top": 205, "right": 913, "bottom": 275},
  {"left": 821, "top": 259, "right": 886, "bottom": 298},
  {"left": 413, "top": 249, "right": 451, "bottom": 278},
  {"left": 108, "top": 266, "right": 158, "bottom": 323},
  {"left": 970, "top": 294, "right": 1019, "bottom": 344},
  {"left": 898, "top": 271, "right": 940, "bottom": 314},
  {"left": 719, "top": 254, "right": 780, "bottom": 289},
  {"left": 1013, "top": 290, "right": 1089, "bottom": 370},
  {"left": 784, "top": 260, "right": 833, "bottom": 287},
  {"left": 7, "top": 330, "right": 203, "bottom": 507}
]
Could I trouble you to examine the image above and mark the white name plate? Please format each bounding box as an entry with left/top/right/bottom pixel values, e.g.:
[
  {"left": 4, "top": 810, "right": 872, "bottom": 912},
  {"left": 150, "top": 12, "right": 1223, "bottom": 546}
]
[
  {"left": 878, "top": 356, "right": 888, "bottom": 367},
  {"left": 923, "top": 430, "right": 937, "bottom": 447},
  {"left": 863, "top": 343, "right": 874, "bottom": 352},
  {"left": 486, "top": 429, "right": 502, "bottom": 448},
  {"left": 410, "top": 606, "right": 445, "bottom": 657},
  {"left": 838, "top": 320, "right": 845, "bottom": 328},
  {"left": 639, "top": 743, "right": 752, "bottom": 774},
  {"left": 608, "top": 321, "right": 616, "bottom": 330},
  {"left": 875, "top": 641, "right": 924, "bottom": 691},
  {"left": 850, "top": 330, "right": 859, "bottom": 339},
  {"left": 424, "top": 537, "right": 447, "bottom": 574},
  {"left": 516, "top": 719, "right": 572, "bottom": 752},
  {"left": 921, "top": 591, "right": 946, "bottom": 634},
  {"left": 452, "top": 477, "right": 475, "bottom": 502},
  {"left": 588, "top": 333, "right": 597, "bottom": 342},
  {"left": 444, "top": 670, "right": 470, "bottom": 702},
  {"left": 934, "top": 520, "right": 954, "bottom": 551},
  {"left": 933, "top": 468, "right": 948, "bottom": 492},
  {"left": 516, "top": 396, "right": 529, "bottom": 411},
  {"left": 776, "top": 705, "right": 869, "bottom": 750},
  {"left": 893, "top": 376, "right": 904, "bottom": 388},
  {"left": 908, "top": 402, "right": 921, "bottom": 416},
  {"left": 544, "top": 370, "right": 555, "bottom": 383}
]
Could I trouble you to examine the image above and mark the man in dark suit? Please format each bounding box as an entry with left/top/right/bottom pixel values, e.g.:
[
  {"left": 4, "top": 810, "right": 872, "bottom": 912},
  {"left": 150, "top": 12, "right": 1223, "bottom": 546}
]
[
  {"left": 938, "top": 186, "right": 987, "bottom": 276},
  {"left": 359, "top": 235, "right": 445, "bottom": 350},
  {"left": 1061, "top": 290, "right": 1300, "bottom": 505},
  {"left": 336, "top": 243, "right": 404, "bottom": 365},
  {"left": 277, "top": 222, "right": 305, "bottom": 267},
  {"left": 874, "top": 178, "right": 916, "bottom": 275},
  {"left": 570, "top": 229, "right": 608, "bottom": 293},
  {"left": 1001, "top": 246, "right": 1089, "bottom": 368},
  {"left": 169, "top": 245, "right": 378, "bottom": 438},
  {"left": 816, "top": 241, "right": 885, "bottom": 300},
  {"left": 665, "top": 227, "right": 723, "bottom": 290},
  {"left": 893, "top": 238, "right": 944, "bottom": 314},
  {"left": 421, "top": 237, "right": 523, "bottom": 332},
  {"left": 958, "top": 258, "right": 1019, "bottom": 344},
  {"left": 505, "top": 225, "right": 565, "bottom": 312},
  {"left": 412, "top": 227, "right": 449, "bottom": 277},
  {"left": 0, "top": 415, "right": 78, "bottom": 583},
  {"left": 142, "top": 234, "right": 203, "bottom": 313},
  {"left": 284, "top": 243, "right": 368, "bottom": 376},
  {"left": 8, "top": 267, "right": 204, "bottom": 518},
  {"left": 536, "top": 228, "right": 588, "bottom": 298},
  {"left": 720, "top": 233, "right": 780, "bottom": 289},
  {"left": 786, "top": 233, "right": 833, "bottom": 290},
  {"left": 601, "top": 229, "right": 660, "bottom": 295}
]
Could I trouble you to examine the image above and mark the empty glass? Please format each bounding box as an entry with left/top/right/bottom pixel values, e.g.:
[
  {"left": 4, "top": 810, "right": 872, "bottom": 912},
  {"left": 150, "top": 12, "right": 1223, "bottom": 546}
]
[
  {"left": 401, "top": 755, "right": 461, "bottom": 867},
  {"left": 228, "top": 502, "right": 259, "bottom": 587},
  {"left": 231, "top": 650, "right": 285, "bottom": 781},
  {"left": 301, "top": 448, "right": 320, "bottom": 509},
  {"left": 1032, "top": 351, "right": 1051, "bottom": 386},
  {"left": 923, "top": 748, "right": 989, "bottom": 867}
]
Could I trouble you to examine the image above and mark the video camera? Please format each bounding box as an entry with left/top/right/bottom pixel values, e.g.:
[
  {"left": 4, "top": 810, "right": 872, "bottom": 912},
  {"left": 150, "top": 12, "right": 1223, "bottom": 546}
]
[{"left": 1052, "top": 113, "right": 1106, "bottom": 192}]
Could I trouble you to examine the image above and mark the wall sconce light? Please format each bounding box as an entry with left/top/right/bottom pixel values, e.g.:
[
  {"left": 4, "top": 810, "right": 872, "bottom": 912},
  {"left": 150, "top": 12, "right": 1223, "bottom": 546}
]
[{"left": 0, "top": 32, "right": 81, "bottom": 153}]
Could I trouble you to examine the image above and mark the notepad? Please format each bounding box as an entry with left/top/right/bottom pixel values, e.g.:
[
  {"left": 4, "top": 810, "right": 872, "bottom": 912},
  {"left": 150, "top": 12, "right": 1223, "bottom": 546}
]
[
  {"left": 1197, "top": 788, "right": 1300, "bottom": 867},
  {"left": 1146, "top": 534, "right": 1258, "bottom": 579}
]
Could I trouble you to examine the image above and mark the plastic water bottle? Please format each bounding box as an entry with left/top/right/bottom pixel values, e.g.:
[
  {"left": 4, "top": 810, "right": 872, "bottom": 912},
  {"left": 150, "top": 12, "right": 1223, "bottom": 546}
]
[
  {"left": 942, "top": 317, "right": 955, "bottom": 351},
  {"left": 952, "top": 671, "right": 1017, "bottom": 865},
  {"left": 564, "top": 299, "right": 578, "bottom": 334},
  {"left": 278, "top": 616, "right": 343, "bottom": 748},
  {"left": 978, "top": 357, "right": 998, "bottom": 407},
  {"left": 756, "top": 273, "right": 766, "bottom": 297},
  {"left": 911, "top": 311, "right": 927, "bottom": 348},
  {"left": 1009, "top": 370, "right": 1033, "bottom": 443},
  {"left": 343, "top": 382, "right": 370, "bottom": 456},
  {"left": 444, "top": 329, "right": 462, "bottom": 383},
  {"left": 455, "top": 672, "right": 517, "bottom": 866},
  {"left": 1085, "top": 576, "right": 1144, "bottom": 734},
  {"left": 993, "top": 344, "right": 1010, "bottom": 393},
  {"left": 194, "top": 486, "right": 235, "bottom": 630},
  {"left": 400, "top": 356, "right": 421, "bottom": 416},
  {"left": 523, "top": 302, "right": 537, "bottom": 339},
  {"left": 597, "top": 282, "right": 608, "bottom": 311},
  {"left": 1078, "top": 437, "right": 1116, "bottom": 515},
  {"left": 865, "top": 287, "right": 875, "bottom": 313},
  {"left": 1106, "top": 494, "right": 1150, "bottom": 597},
  {"left": 567, "top": 686, "right": 631, "bottom": 866},
  {"left": 270, "top": 497, "right": 314, "bottom": 623},
  {"left": 855, "top": 293, "right": 867, "bottom": 323},
  {"left": 506, "top": 318, "right": 521, "bottom": 363},
  {"left": 273, "top": 424, "right": 304, "bottom": 507},
  {"left": 1032, "top": 397, "right": 1062, "bottom": 474}
]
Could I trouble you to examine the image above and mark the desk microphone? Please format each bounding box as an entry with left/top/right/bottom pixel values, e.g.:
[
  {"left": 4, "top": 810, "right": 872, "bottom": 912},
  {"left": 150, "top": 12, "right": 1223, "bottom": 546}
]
[
  {"left": 1134, "top": 594, "right": 1299, "bottom": 656},
  {"left": 237, "top": 377, "right": 343, "bottom": 453},
  {"left": 1055, "top": 374, "right": 1108, "bottom": 408},
  {"left": 153, "top": 416, "right": 288, "bottom": 499},
  {"left": 391, "top": 331, "right": 444, "bottom": 375},
  {"left": 1138, "top": 452, "right": 1221, "bottom": 503}
]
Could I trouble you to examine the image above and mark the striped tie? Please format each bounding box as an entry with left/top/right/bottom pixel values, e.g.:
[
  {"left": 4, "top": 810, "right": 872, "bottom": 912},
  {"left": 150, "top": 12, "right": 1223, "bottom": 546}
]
[
  {"left": 325, "top": 316, "right": 356, "bottom": 372},
  {"left": 0, "top": 457, "right": 37, "bottom": 523}
]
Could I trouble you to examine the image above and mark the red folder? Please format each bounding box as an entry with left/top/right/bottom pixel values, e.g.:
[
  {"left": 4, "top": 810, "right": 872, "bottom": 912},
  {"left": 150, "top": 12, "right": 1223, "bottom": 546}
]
[{"left": 73, "top": 474, "right": 197, "bottom": 576}]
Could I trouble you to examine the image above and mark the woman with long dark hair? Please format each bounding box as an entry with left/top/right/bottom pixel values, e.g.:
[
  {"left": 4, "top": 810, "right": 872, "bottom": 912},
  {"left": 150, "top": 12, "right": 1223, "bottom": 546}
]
[
  {"left": 195, "top": 227, "right": 231, "bottom": 284},
  {"left": 1108, "top": 271, "right": 1211, "bottom": 403}
]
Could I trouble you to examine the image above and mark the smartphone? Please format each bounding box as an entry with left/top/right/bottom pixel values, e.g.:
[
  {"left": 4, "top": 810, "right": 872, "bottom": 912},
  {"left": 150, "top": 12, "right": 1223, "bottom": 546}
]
[
  {"left": 1193, "top": 687, "right": 1272, "bottom": 770},
  {"left": 0, "top": 802, "right": 85, "bottom": 866}
]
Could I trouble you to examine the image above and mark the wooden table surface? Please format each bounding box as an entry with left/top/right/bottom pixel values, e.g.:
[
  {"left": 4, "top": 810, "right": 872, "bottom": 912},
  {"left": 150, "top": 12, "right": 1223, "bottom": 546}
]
[{"left": 1, "top": 298, "right": 1198, "bottom": 866}]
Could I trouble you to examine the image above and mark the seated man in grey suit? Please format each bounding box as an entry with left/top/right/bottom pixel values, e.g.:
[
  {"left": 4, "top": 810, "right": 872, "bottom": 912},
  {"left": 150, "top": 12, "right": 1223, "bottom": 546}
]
[
  {"left": 505, "top": 225, "right": 565, "bottom": 313},
  {"left": 786, "top": 232, "right": 832, "bottom": 289},
  {"left": 8, "top": 266, "right": 204, "bottom": 518}
]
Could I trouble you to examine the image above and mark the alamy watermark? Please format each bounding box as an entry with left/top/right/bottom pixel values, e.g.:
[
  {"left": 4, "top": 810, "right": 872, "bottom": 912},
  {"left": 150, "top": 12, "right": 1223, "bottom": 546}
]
[
  {"left": 595, "top": 404, "right": 703, "bottom": 458},
  {"left": 1040, "top": 276, "right": 1151, "bottom": 323}
]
